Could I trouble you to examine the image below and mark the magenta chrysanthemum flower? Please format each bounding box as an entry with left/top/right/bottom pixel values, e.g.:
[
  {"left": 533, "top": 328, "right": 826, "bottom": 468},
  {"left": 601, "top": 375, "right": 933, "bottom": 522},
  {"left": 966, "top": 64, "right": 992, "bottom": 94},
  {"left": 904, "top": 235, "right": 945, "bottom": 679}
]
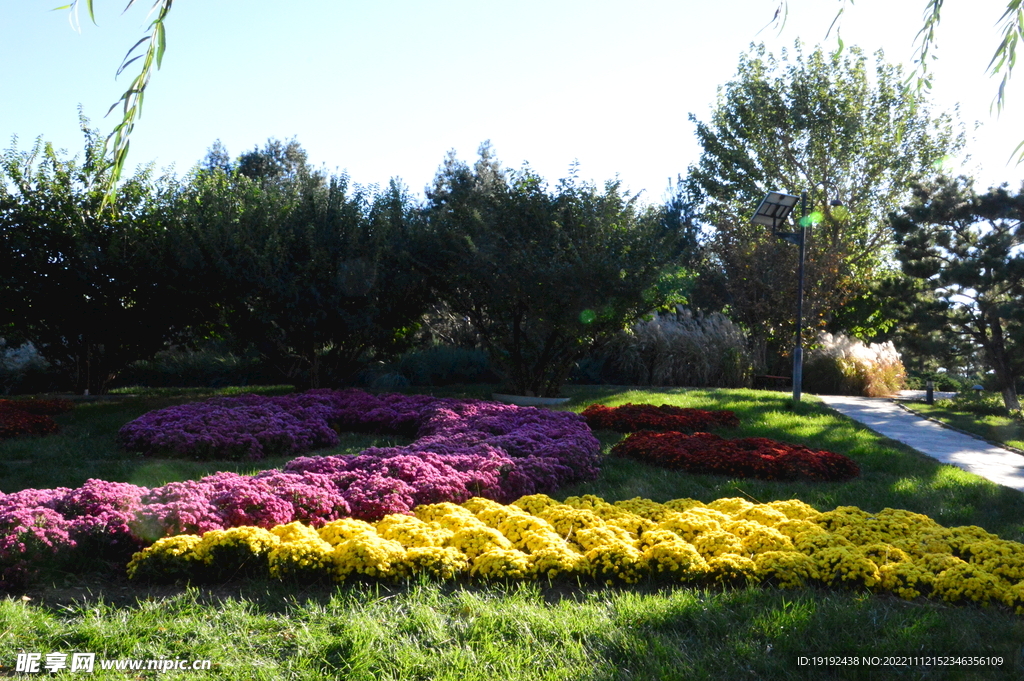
[{"left": 1, "top": 389, "right": 601, "bottom": 586}]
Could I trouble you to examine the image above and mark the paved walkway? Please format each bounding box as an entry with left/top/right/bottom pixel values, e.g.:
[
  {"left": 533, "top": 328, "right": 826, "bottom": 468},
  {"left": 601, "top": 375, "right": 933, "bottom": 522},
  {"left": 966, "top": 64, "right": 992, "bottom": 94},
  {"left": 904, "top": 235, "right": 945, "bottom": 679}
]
[{"left": 815, "top": 394, "right": 1024, "bottom": 492}]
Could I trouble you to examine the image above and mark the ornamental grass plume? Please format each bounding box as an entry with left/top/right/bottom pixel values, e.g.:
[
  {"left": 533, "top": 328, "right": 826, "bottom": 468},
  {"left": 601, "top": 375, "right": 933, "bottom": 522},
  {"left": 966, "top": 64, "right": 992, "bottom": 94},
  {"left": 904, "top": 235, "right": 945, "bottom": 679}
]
[
  {"left": 803, "top": 332, "right": 907, "bottom": 397},
  {"left": 601, "top": 309, "right": 753, "bottom": 388}
]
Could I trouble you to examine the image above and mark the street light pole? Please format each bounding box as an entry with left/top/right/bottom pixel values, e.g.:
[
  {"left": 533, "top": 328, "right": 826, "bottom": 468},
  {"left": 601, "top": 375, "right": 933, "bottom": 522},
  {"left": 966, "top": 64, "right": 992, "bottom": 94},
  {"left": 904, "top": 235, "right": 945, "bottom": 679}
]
[{"left": 792, "top": 190, "right": 808, "bottom": 403}]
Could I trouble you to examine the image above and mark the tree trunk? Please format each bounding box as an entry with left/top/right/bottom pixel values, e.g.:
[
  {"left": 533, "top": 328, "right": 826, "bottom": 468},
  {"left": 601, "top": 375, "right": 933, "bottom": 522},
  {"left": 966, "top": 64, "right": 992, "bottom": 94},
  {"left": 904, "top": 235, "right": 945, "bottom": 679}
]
[
  {"left": 1002, "top": 385, "right": 1021, "bottom": 412},
  {"left": 982, "top": 316, "right": 1021, "bottom": 411},
  {"left": 308, "top": 341, "right": 320, "bottom": 390}
]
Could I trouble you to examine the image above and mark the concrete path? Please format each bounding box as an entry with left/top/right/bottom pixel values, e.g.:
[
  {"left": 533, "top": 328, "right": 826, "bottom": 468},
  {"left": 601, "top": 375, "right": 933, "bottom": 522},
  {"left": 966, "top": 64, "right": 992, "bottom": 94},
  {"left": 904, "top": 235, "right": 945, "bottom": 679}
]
[{"left": 815, "top": 394, "right": 1024, "bottom": 492}]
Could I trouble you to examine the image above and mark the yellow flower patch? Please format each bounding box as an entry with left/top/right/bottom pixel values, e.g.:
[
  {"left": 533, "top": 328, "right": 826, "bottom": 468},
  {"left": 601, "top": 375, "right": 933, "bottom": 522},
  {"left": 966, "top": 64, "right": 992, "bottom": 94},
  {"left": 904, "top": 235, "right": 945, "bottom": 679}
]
[
  {"left": 644, "top": 540, "right": 708, "bottom": 582},
  {"left": 376, "top": 514, "right": 452, "bottom": 548},
  {"left": 754, "top": 551, "right": 817, "bottom": 589},
  {"left": 121, "top": 494, "right": 1024, "bottom": 613},
  {"left": 269, "top": 535, "right": 333, "bottom": 581},
  {"left": 471, "top": 548, "right": 531, "bottom": 579}
]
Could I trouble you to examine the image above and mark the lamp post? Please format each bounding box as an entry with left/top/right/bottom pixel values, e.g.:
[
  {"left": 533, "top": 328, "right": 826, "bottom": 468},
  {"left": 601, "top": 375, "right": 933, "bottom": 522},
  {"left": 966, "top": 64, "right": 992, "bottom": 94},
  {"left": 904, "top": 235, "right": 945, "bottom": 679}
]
[{"left": 752, "top": 189, "right": 842, "bottom": 404}]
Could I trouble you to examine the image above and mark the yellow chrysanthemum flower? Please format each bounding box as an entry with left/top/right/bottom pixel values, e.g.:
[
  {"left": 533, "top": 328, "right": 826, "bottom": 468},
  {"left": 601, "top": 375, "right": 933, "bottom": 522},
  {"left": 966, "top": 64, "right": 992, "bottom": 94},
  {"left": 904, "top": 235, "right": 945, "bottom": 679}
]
[
  {"left": 470, "top": 548, "right": 531, "bottom": 579},
  {"left": 879, "top": 561, "right": 934, "bottom": 600},
  {"left": 754, "top": 551, "right": 817, "bottom": 589},
  {"left": 813, "top": 547, "right": 880, "bottom": 589},
  {"left": 734, "top": 505, "right": 789, "bottom": 527},
  {"left": 765, "top": 499, "right": 821, "bottom": 521},
  {"left": 932, "top": 563, "right": 1004, "bottom": 606},
  {"left": 376, "top": 514, "right": 452, "bottom": 548},
  {"left": 318, "top": 518, "right": 377, "bottom": 546},
  {"left": 268, "top": 536, "right": 333, "bottom": 581},
  {"left": 404, "top": 546, "right": 469, "bottom": 580},
  {"left": 575, "top": 525, "right": 635, "bottom": 552},
  {"left": 612, "top": 497, "right": 676, "bottom": 521},
  {"left": 331, "top": 534, "right": 408, "bottom": 581},
  {"left": 859, "top": 543, "right": 911, "bottom": 568},
  {"left": 706, "top": 554, "right": 757, "bottom": 586},
  {"left": 707, "top": 497, "right": 754, "bottom": 515},
  {"left": 126, "top": 534, "right": 203, "bottom": 580},
  {"left": 657, "top": 509, "right": 725, "bottom": 543},
  {"left": 961, "top": 539, "right": 1024, "bottom": 582},
  {"left": 537, "top": 505, "right": 606, "bottom": 539},
  {"left": 644, "top": 540, "right": 708, "bottom": 583},
  {"left": 585, "top": 542, "right": 645, "bottom": 584},
  {"left": 691, "top": 530, "right": 744, "bottom": 559},
  {"left": 511, "top": 493, "right": 560, "bottom": 516},
  {"left": 450, "top": 525, "right": 514, "bottom": 559},
  {"left": 271, "top": 521, "right": 323, "bottom": 545}
]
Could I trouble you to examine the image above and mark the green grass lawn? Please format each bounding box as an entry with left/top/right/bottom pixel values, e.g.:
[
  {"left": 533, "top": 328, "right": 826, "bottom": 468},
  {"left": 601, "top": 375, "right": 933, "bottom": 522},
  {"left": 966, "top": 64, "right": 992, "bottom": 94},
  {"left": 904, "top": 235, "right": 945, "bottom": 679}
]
[
  {"left": 3, "top": 385, "right": 1024, "bottom": 680},
  {"left": 899, "top": 400, "right": 1024, "bottom": 451}
]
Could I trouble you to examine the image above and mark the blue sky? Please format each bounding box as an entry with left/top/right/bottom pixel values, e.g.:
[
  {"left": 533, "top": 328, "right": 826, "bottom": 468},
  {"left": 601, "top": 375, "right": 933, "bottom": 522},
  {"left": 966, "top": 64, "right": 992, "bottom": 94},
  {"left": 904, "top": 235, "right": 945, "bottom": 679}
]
[{"left": 3, "top": 0, "right": 1022, "bottom": 204}]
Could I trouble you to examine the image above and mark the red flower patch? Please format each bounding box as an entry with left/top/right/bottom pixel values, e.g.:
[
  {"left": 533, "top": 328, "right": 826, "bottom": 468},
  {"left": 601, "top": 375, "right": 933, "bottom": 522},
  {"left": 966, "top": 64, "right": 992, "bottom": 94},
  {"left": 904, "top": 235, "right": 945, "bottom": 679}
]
[
  {"left": 582, "top": 403, "right": 739, "bottom": 433},
  {"left": 611, "top": 430, "right": 859, "bottom": 482},
  {"left": 0, "top": 400, "right": 71, "bottom": 440},
  {"left": 0, "top": 399, "right": 74, "bottom": 416}
]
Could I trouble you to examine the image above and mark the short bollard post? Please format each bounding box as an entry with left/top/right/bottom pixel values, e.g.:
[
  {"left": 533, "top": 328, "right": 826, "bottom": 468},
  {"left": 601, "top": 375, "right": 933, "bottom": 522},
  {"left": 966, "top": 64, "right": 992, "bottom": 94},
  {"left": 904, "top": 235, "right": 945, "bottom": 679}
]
[{"left": 926, "top": 380, "right": 934, "bottom": 405}]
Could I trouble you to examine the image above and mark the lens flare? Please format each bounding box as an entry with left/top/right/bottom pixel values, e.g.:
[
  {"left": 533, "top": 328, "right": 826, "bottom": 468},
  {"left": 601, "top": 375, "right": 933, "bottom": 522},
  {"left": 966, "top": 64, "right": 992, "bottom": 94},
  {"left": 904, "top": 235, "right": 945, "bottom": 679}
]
[
  {"left": 579, "top": 309, "right": 596, "bottom": 324},
  {"left": 931, "top": 154, "right": 954, "bottom": 171},
  {"left": 798, "top": 211, "right": 824, "bottom": 227}
]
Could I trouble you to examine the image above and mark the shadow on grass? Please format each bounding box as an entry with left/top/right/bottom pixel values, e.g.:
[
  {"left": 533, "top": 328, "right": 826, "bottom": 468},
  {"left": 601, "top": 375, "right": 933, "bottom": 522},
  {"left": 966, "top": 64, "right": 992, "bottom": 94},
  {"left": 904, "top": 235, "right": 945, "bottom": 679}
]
[{"left": 15, "top": 573, "right": 1024, "bottom": 680}]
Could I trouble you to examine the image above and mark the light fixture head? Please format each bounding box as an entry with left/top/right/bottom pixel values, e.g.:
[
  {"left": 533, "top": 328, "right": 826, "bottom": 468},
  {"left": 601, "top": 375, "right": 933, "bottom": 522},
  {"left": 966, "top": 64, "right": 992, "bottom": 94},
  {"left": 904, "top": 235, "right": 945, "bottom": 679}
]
[{"left": 752, "top": 191, "right": 800, "bottom": 227}]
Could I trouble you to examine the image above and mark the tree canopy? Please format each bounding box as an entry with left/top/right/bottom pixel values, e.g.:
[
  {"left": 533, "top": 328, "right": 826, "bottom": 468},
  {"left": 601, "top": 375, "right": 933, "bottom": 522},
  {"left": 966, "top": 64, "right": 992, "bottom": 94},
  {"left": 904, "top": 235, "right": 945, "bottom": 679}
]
[
  {"left": 684, "top": 41, "right": 962, "bottom": 372},
  {"left": 414, "top": 143, "right": 688, "bottom": 397},
  {"left": 174, "top": 141, "right": 431, "bottom": 389},
  {"left": 54, "top": 1, "right": 1022, "bottom": 207},
  {"left": 0, "top": 118, "right": 193, "bottom": 393},
  {"left": 767, "top": 0, "right": 1022, "bottom": 161},
  {"left": 890, "top": 175, "right": 1024, "bottom": 410}
]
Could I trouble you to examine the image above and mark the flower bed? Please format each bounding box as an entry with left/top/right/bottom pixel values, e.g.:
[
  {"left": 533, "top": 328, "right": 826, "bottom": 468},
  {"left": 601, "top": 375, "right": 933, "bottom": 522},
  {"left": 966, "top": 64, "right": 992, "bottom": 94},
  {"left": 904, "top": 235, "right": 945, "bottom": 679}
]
[
  {"left": 0, "top": 391, "right": 600, "bottom": 589},
  {"left": 611, "top": 430, "right": 859, "bottom": 482},
  {"left": 0, "top": 399, "right": 73, "bottom": 440},
  {"left": 125, "top": 493, "right": 1024, "bottom": 613},
  {"left": 581, "top": 403, "right": 739, "bottom": 433}
]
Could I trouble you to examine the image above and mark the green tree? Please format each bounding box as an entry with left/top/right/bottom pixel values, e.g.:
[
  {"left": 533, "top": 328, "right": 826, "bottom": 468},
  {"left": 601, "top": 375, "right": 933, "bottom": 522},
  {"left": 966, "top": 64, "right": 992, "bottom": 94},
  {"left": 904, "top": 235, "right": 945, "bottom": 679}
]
[
  {"left": 415, "top": 143, "right": 686, "bottom": 397},
  {"left": 175, "top": 154, "right": 430, "bottom": 389},
  {"left": 769, "top": 0, "right": 1022, "bottom": 161},
  {"left": 0, "top": 119, "right": 193, "bottom": 394},
  {"left": 889, "top": 175, "right": 1024, "bottom": 410},
  {"left": 684, "top": 41, "right": 963, "bottom": 373},
  {"left": 235, "top": 137, "right": 310, "bottom": 183},
  {"left": 54, "top": 1, "right": 1023, "bottom": 205}
]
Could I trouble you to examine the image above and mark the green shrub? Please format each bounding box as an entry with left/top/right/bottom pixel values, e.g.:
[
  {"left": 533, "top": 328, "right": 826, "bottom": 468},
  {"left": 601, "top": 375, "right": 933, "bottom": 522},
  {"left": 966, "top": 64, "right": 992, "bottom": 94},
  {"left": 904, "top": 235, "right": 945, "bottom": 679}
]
[
  {"left": 377, "top": 345, "right": 498, "bottom": 387},
  {"left": 113, "top": 347, "right": 275, "bottom": 389},
  {"left": 803, "top": 333, "right": 906, "bottom": 397},
  {"left": 905, "top": 371, "right": 971, "bottom": 392},
  {"left": 936, "top": 392, "right": 1008, "bottom": 416}
]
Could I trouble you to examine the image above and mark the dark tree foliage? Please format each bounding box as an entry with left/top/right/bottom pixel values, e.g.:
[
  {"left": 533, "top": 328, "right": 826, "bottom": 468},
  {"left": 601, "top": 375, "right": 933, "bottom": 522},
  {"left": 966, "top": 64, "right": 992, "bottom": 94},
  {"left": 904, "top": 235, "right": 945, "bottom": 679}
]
[
  {"left": 235, "top": 137, "right": 310, "bottom": 184},
  {"left": 175, "top": 158, "right": 430, "bottom": 389},
  {"left": 415, "top": 142, "right": 687, "bottom": 397},
  {"left": 890, "top": 176, "right": 1024, "bottom": 411},
  {"left": 200, "top": 139, "right": 233, "bottom": 175},
  {"left": 684, "top": 41, "right": 962, "bottom": 372},
  {"left": 0, "top": 119, "right": 196, "bottom": 394}
]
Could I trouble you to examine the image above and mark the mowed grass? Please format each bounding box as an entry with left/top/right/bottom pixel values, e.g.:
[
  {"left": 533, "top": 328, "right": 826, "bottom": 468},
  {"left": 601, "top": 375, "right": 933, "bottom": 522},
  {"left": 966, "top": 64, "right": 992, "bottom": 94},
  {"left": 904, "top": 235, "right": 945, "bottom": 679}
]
[
  {"left": 3, "top": 384, "right": 1024, "bottom": 680},
  {"left": 900, "top": 400, "right": 1024, "bottom": 452}
]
